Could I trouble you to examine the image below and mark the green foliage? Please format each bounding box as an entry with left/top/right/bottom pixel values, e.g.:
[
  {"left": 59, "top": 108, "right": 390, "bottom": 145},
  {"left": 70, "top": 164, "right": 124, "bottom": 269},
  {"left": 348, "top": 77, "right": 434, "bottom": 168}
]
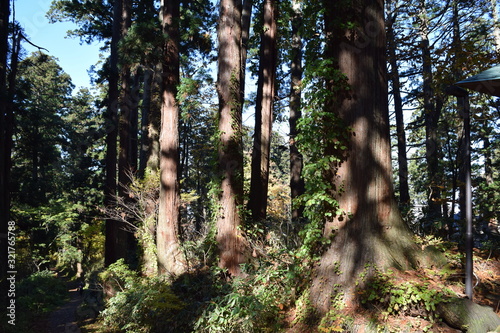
[
  {"left": 193, "top": 272, "right": 285, "bottom": 333},
  {"left": 0, "top": 270, "right": 67, "bottom": 333},
  {"left": 359, "top": 268, "right": 451, "bottom": 321},
  {"left": 99, "top": 260, "right": 184, "bottom": 333},
  {"left": 17, "top": 270, "right": 67, "bottom": 314}
]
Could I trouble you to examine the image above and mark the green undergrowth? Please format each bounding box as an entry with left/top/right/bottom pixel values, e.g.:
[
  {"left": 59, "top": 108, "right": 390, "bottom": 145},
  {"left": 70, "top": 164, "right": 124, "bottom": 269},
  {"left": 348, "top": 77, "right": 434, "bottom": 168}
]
[
  {"left": 98, "top": 260, "right": 184, "bottom": 333},
  {"left": 0, "top": 270, "right": 68, "bottom": 333}
]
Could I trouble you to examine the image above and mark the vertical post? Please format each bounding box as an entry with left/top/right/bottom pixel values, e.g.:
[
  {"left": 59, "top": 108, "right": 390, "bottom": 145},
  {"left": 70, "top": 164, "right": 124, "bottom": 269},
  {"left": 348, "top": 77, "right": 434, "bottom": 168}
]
[
  {"left": 446, "top": 85, "right": 473, "bottom": 299},
  {"left": 463, "top": 93, "right": 473, "bottom": 300}
]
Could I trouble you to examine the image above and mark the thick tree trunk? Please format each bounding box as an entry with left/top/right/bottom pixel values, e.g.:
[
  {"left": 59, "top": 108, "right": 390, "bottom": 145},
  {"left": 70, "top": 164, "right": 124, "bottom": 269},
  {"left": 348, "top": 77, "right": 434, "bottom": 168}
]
[
  {"left": 248, "top": 0, "right": 277, "bottom": 222},
  {"left": 216, "top": 0, "right": 247, "bottom": 276},
  {"left": 157, "top": 0, "right": 186, "bottom": 276},
  {"left": 310, "top": 0, "right": 424, "bottom": 314},
  {"left": 104, "top": 0, "right": 122, "bottom": 267},
  {"left": 437, "top": 298, "right": 500, "bottom": 333},
  {"left": 386, "top": 3, "right": 410, "bottom": 206}
]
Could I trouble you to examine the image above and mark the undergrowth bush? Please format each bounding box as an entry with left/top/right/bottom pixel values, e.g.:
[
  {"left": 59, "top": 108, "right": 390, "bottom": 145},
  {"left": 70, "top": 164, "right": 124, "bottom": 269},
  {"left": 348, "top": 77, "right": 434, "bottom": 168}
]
[
  {"left": 358, "top": 268, "right": 451, "bottom": 322},
  {"left": 0, "top": 270, "right": 67, "bottom": 333},
  {"left": 17, "top": 269, "right": 67, "bottom": 313},
  {"left": 99, "top": 260, "right": 184, "bottom": 333},
  {"left": 192, "top": 269, "right": 285, "bottom": 333}
]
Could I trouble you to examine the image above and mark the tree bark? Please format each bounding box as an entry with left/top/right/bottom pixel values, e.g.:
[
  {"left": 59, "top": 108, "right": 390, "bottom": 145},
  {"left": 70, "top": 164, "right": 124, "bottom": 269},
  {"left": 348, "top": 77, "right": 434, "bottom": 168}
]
[
  {"left": 216, "top": 0, "right": 247, "bottom": 276},
  {"left": 289, "top": 0, "right": 305, "bottom": 222},
  {"left": 157, "top": 0, "right": 186, "bottom": 276},
  {"left": 437, "top": 298, "right": 500, "bottom": 333},
  {"left": 138, "top": 69, "right": 154, "bottom": 177},
  {"left": 104, "top": 0, "right": 122, "bottom": 267},
  {"left": 310, "top": 0, "right": 423, "bottom": 314},
  {"left": 419, "top": 0, "right": 442, "bottom": 221},
  {"left": 118, "top": 0, "right": 133, "bottom": 195},
  {"left": 386, "top": 1, "right": 410, "bottom": 206},
  {"left": 248, "top": 0, "right": 277, "bottom": 222}
]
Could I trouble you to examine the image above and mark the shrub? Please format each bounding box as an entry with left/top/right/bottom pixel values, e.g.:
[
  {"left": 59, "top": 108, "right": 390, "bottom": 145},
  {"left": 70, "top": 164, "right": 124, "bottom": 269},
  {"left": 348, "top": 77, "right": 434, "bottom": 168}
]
[
  {"left": 17, "top": 269, "right": 67, "bottom": 314},
  {"left": 99, "top": 260, "right": 184, "bottom": 333}
]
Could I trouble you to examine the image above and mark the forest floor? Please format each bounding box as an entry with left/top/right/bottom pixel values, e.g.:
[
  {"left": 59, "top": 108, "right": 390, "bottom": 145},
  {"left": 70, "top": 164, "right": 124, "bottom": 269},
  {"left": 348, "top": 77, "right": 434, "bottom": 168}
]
[
  {"left": 76, "top": 245, "right": 500, "bottom": 333},
  {"left": 35, "top": 275, "right": 83, "bottom": 333}
]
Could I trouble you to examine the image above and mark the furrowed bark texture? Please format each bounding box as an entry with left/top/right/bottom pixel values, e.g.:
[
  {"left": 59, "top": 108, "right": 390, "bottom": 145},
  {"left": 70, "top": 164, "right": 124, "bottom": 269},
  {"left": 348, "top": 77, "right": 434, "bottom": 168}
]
[
  {"left": 248, "top": 0, "right": 278, "bottom": 222},
  {"left": 216, "top": 0, "right": 247, "bottom": 276},
  {"left": 157, "top": 0, "right": 186, "bottom": 276},
  {"left": 310, "top": 0, "right": 423, "bottom": 314}
]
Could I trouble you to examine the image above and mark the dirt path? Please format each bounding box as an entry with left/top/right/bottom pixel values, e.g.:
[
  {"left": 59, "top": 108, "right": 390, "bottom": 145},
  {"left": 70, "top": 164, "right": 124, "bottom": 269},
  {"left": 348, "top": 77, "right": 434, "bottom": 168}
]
[{"left": 47, "top": 280, "right": 83, "bottom": 333}]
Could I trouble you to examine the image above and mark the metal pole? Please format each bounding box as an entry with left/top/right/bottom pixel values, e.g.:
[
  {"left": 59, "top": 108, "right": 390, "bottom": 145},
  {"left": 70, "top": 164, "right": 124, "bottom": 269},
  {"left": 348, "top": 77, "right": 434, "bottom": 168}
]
[
  {"left": 464, "top": 94, "right": 473, "bottom": 300},
  {"left": 446, "top": 85, "right": 473, "bottom": 299}
]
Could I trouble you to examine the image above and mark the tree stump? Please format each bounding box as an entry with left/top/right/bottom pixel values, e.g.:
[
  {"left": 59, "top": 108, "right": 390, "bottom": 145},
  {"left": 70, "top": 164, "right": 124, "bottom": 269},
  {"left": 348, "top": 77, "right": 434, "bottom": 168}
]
[{"left": 437, "top": 298, "right": 500, "bottom": 333}]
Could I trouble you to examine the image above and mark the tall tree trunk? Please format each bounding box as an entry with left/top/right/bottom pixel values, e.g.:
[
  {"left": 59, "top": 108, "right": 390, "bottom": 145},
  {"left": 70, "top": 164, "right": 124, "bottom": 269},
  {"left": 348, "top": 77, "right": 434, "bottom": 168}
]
[
  {"left": 104, "top": 0, "right": 122, "bottom": 267},
  {"left": 248, "top": 0, "right": 277, "bottom": 222},
  {"left": 419, "top": 0, "right": 442, "bottom": 221},
  {"left": 491, "top": 0, "right": 500, "bottom": 54},
  {"left": 157, "top": 0, "right": 186, "bottom": 276},
  {"left": 216, "top": 0, "right": 247, "bottom": 276},
  {"left": 310, "top": 0, "right": 422, "bottom": 314},
  {"left": 130, "top": 72, "right": 140, "bottom": 173},
  {"left": 386, "top": 1, "right": 410, "bottom": 206},
  {"left": 118, "top": 0, "right": 133, "bottom": 195},
  {"left": 289, "top": 0, "right": 305, "bottom": 222},
  {"left": 138, "top": 69, "right": 154, "bottom": 177},
  {"left": 240, "top": 0, "right": 253, "bottom": 98}
]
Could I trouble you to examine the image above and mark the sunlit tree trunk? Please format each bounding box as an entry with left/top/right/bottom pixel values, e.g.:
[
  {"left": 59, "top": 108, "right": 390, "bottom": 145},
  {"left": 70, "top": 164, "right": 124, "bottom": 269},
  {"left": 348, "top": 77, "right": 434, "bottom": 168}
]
[
  {"left": 216, "top": 0, "right": 247, "bottom": 276},
  {"left": 157, "top": 0, "right": 187, "bottom": 276},
  {"left": 310, "top": 0, "right": 422, "bottom": 313},
  {"left": 248, "top": 0, "right": 277, "bottom": 222},
  {"left": 491, "top": 0, "right": 500, "bottom": 54}
]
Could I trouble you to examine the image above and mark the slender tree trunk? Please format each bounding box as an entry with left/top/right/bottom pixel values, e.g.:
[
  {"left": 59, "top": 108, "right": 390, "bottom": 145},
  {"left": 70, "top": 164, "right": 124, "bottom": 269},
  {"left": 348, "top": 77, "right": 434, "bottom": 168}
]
[
  {"left": 491, "top": 0, "right": 500, "bottom": 54},
  {"left": 386, "top": 2, "right": 410, "bottom": 206},
  {"left": 311, "top": 0, "right": 422, "bottom": 313},
  {"left": 240, "top": 0, "right": 253, "bottom": 98},
  {"left": 248, "top": 0, "right": 277, "bottom": 222},
  {"left": 289, "top": 0, "right": 305, "bottom": 222},
  {"left": 157, "top": 0, "right": 186, "bottom": 276},
  {"left": 419, "top": 0, "right": 442, "bottom": 221},
  {"left": 139, "top": 69, "right": 154, "bottom": 177},
  {"left": 118, "top": 0, "right": 133, "bottom": 195},
  {"left": 130, "top": 72, "right": 140, "bottom": 172},
  {"left": 104, "top": 0, "right": 122, "bottom": 267},
  {"left": 216, "top": 0, "right": 247, "bottom": 276}
]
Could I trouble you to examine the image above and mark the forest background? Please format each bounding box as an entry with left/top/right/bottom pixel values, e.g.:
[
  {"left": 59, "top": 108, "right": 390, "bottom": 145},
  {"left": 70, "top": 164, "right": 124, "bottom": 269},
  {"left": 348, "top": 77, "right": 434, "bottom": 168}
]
[{"left": 1, "top": 0, "right": 500, "bottom": 332}]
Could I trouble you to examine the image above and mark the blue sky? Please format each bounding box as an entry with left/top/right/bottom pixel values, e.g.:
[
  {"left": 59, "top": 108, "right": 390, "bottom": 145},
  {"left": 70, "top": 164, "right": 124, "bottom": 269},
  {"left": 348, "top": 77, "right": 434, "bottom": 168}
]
[{"left": 14, "top": 0, "right": 103, "bottom": 90}]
